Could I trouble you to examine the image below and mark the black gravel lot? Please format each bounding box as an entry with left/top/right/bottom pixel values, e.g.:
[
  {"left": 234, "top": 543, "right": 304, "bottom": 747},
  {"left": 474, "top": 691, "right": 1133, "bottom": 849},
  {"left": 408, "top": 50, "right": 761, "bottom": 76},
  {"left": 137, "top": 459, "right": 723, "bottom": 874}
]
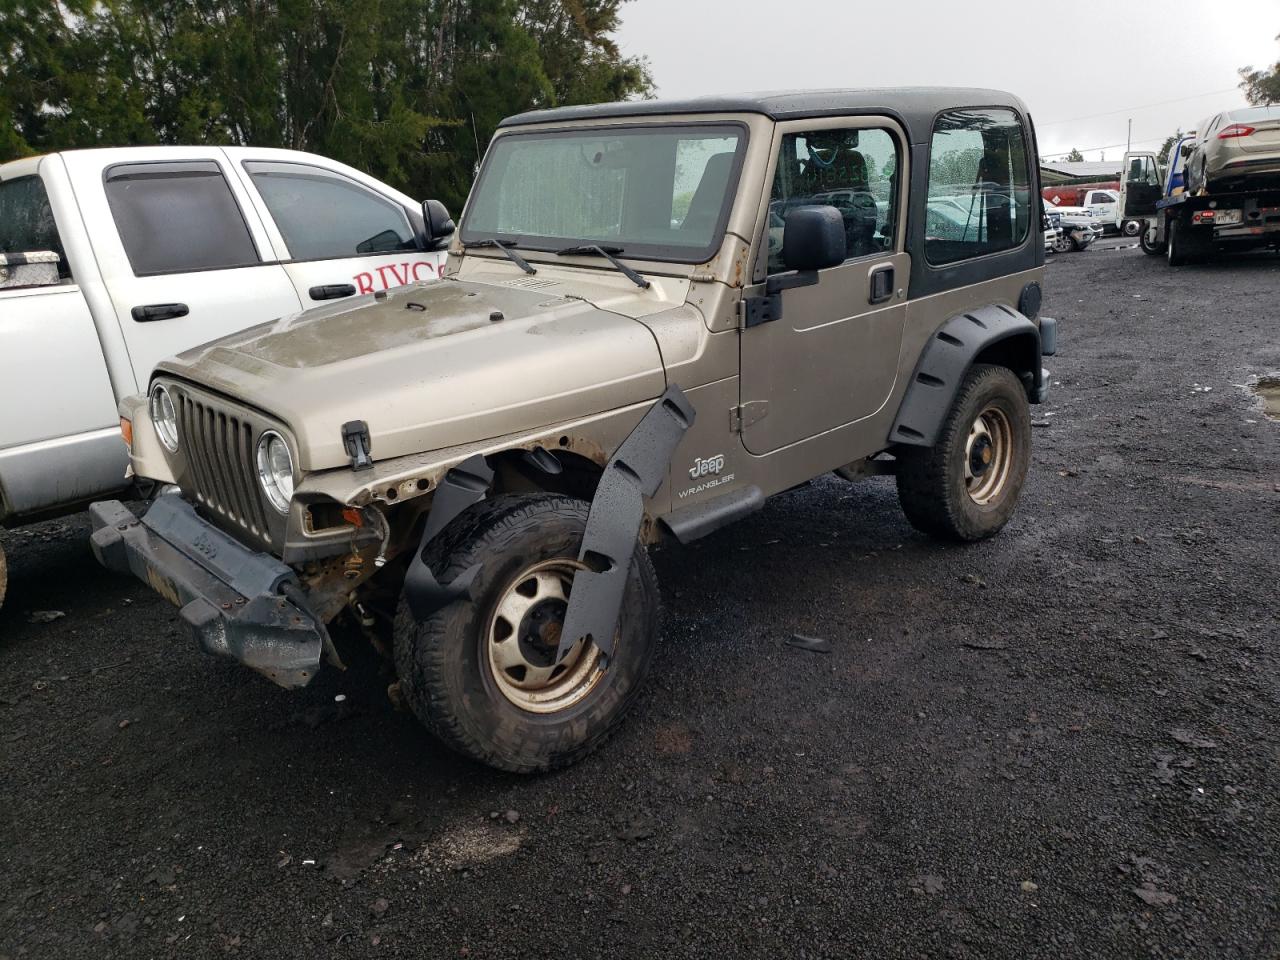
[{"left": 2, "top": 240, "right": 1278, "bottom": 959}]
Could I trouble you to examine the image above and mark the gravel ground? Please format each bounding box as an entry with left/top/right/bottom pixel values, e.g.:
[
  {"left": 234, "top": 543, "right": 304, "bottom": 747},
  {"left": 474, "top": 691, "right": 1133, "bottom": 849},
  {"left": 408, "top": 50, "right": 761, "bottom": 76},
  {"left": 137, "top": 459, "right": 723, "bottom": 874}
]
[{"left": 2, "top": 240, "right": 1278, "bottom": 959}]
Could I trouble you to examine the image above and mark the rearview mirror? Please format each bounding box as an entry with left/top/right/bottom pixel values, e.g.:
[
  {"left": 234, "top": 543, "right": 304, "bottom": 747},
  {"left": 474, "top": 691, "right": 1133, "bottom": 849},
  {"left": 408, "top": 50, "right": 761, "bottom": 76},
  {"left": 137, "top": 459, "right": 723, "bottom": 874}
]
[
  {"left": 421, "top": 199, "right": 455, "bottom": 247},
  {"left": 782, "top": 206, "right": 846, "bottom": 272}
]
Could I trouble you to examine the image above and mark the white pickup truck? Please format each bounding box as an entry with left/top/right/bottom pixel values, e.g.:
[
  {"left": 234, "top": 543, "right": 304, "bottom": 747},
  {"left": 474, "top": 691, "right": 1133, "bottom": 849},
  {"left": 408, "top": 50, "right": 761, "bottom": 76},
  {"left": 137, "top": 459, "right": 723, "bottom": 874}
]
[{"left": 0, "top": 146, "right": 448, "bottom": 608}]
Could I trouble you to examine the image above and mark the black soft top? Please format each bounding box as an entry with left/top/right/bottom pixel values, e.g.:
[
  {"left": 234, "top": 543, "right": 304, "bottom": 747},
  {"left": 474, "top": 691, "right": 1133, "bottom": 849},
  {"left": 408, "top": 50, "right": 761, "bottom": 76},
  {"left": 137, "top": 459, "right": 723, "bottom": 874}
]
[{"left": 498, "top": 88, "right": 1029, "bottom": 143}]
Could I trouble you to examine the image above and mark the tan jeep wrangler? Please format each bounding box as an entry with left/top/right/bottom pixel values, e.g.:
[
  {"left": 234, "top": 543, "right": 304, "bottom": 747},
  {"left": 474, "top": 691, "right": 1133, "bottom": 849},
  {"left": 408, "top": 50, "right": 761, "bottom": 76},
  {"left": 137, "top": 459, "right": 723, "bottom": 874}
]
[{"left": 91, "top": 88, "right": 1057, "bottom": 772}]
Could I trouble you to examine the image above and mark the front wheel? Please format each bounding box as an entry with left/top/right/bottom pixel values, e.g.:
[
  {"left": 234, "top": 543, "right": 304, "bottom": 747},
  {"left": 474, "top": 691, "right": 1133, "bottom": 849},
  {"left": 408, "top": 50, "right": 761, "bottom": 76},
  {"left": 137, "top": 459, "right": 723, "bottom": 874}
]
[
  {"left": 1051, "top": 232, "right": 1073, "bottom": 254},
  {"left": 896, "top": 364, "right": 1032, "bottom": 542},
  {"left": 393, "top": 494, "right": 660, "bottom": 773}
]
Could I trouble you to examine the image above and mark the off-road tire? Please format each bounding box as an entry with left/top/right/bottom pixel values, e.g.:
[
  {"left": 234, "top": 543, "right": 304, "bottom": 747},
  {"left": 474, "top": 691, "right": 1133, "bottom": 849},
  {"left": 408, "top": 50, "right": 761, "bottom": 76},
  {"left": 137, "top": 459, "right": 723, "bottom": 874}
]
[
  {"left": 393, "top": 494, "right": 660, "bottom": 774},
  {"left": 895, "top": 363, "right": 1032, "bottom": 542}
]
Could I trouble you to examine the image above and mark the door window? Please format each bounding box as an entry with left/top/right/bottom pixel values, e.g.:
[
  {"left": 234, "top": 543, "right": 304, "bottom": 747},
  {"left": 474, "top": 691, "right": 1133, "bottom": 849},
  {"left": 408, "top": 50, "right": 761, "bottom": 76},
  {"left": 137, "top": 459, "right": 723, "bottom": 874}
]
[
  {"left": 245, "top": 162, "right": 416, "bottom": 260},
  {"left": 1126, "top": 154, "right": 1160, "bottom": 186},
  {"left": 104, "top": 162, "right": 260, "bottom": 276},
  {"left": 767, "top": 127, "right": 899, "bottom": 272},
  {"left": 0, "top": 176, "right": 70, "bottom": 278},
  {"left": 925, "top": 108, "right": 1032, "bottom": 265}
]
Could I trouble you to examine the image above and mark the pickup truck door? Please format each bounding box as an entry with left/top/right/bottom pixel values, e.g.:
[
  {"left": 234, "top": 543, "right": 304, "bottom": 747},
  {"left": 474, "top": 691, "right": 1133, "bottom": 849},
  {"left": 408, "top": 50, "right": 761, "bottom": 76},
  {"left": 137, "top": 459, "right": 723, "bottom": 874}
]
[
  {"left": 62, "top": 150, "right": 302, "bottom": 390},
  {"left": 1120, "top": 151, "right": 1163, "bottom": 219},
  {"left": 739, "top": 119, "right": 909, "bottom": 455},
  {"left": 227, "top": 151, "right": 445, "bottom": 306},
  {"left": 1085, "top": 190, "right": 1117, "bottom": 223}
]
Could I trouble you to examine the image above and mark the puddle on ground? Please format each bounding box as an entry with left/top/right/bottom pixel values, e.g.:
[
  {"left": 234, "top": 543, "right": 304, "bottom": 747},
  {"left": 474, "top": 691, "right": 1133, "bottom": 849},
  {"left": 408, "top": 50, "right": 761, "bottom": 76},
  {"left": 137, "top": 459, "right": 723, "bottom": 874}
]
[{"left": 1252, "top": 376, "right": 1280, "bottom": 420}]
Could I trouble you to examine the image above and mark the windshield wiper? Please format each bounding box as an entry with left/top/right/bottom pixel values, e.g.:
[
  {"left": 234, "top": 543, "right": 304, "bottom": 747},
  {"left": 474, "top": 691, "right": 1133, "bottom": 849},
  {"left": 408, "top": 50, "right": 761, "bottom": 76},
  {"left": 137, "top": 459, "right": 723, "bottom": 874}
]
[
  {"left": 555, "top": 244, "right": 650, "bottom": 289},
  {"left": 462, "top": 238, "right": 536, "bottom": 275}
]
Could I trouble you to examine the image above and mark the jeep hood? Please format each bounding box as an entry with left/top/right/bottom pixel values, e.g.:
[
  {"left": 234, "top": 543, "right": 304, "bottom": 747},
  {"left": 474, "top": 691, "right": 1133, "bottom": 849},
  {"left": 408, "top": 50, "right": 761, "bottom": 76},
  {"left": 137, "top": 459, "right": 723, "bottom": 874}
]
[{"left": 156, "top": 279, "right": 666, "bottom": 470}]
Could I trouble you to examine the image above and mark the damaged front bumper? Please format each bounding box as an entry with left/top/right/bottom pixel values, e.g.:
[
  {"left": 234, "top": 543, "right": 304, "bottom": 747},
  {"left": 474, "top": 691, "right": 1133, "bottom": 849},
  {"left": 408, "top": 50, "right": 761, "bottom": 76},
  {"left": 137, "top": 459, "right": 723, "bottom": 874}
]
[{"left": 89, "top": 495, "right": 325, "bottom": 688}]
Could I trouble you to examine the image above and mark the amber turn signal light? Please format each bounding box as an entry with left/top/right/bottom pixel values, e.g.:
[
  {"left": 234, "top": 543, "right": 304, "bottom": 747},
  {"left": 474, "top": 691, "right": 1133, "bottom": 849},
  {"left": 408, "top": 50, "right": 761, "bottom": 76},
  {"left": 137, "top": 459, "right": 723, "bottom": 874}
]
[{"left": 119, "top": 417, "right": 133, "bottom": 450}]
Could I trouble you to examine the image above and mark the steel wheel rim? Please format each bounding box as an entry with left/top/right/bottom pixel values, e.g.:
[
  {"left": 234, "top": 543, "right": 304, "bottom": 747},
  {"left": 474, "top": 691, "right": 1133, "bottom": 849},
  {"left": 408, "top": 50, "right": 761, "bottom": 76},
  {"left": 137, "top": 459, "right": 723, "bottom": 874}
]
[
  {"left": 485, "top": 558, "right": 607, "bottom": 714},
  {"left": 963, "top": 405, "right": 1014, "bottom": 505}
]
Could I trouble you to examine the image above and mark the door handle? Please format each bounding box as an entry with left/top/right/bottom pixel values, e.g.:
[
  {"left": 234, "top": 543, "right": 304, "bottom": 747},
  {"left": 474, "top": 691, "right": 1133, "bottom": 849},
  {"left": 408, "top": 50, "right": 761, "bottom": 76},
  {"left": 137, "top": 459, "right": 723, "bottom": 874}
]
[
  {"left": 869, "top": 265, "right": 894, "bottom": 305},
  {"left": 308, "top": 283, "right": 357, "bottom": 301},
  {"left": 131, "top": 302, "right": 189, "bottom": 322}
]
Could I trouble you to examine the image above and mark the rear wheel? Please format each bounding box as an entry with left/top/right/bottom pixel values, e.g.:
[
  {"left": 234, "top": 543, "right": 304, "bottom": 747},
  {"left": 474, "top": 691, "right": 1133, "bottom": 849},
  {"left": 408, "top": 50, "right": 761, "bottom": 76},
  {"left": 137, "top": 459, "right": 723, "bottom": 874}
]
[
  {"left": 1123, "top": 219, "right": 1142, "bottom": 237},
  {"left": 393, "top": 494, "right": 660, "bottom": 773},
  {"left": 896, "top": 364, "right": 1032, "bottom": 542},
  {"left": 1140, "top": 220, "right": 1165, "bottom": 255},
  {"left": 1166, "top": 217, "right": 1205, "bottom": 266}
]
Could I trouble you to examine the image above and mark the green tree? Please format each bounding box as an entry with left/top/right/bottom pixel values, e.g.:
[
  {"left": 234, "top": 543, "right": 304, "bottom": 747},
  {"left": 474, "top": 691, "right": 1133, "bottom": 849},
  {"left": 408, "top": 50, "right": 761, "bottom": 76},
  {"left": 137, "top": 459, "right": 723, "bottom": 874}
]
[
  {"left": 1064, "top": 147, "right": 1084, "bottom": 162},
  {"left": 1157, "top": 129, "right": 1184, "bottom": 164},
  {"left": 0, "top": 0, "right": 652, "bottom": 212},
  {"left": 1239, "top": 34, "right": 1280, "bottom": 105}
]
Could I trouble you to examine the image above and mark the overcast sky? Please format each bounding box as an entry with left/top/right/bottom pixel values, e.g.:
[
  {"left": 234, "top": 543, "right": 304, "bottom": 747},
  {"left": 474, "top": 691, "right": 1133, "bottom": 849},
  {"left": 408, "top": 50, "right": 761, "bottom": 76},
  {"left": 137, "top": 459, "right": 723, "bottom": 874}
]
[{"left": 617, "top": 0, "right": 1279, "bottom": 162}]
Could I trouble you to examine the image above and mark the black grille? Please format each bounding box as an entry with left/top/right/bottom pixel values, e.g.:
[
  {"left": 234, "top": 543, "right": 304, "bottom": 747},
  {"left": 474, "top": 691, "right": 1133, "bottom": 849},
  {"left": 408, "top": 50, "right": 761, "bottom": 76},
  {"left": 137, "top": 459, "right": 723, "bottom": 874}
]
[{"left": 177, "top": 392, "right": 272, "bottom": 539}]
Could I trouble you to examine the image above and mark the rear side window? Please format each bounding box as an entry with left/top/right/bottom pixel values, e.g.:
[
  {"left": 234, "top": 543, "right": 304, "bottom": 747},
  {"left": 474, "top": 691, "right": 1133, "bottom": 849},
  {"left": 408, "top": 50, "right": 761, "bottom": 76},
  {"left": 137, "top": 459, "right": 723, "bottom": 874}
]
[
  {"left": 104, "top": 161, "right": 259, "bottom": 275},
  {"left": 925, "top": 108, "right": 1032, "bottom": 266},
  {"left": 244, "top": 161, "right": 416, "bottom": 260},
  {"left": 0, "top": 175, "right": 70, "bottom": 278}
]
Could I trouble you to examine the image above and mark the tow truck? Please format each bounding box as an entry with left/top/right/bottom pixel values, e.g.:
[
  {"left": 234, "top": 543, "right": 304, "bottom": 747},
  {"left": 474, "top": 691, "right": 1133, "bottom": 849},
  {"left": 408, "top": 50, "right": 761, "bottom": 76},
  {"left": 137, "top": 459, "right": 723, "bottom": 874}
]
[{"left": 1122, "top": 133, "right": 1280, "bottom": 265}]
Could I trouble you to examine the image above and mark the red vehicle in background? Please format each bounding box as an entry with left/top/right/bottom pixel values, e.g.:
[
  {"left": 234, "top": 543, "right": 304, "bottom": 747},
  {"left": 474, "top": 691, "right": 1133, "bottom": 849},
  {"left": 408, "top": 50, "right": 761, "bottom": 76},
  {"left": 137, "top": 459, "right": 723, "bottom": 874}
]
[{"left": 1041, "top": 182, "right": 1140, "bottom": 235}]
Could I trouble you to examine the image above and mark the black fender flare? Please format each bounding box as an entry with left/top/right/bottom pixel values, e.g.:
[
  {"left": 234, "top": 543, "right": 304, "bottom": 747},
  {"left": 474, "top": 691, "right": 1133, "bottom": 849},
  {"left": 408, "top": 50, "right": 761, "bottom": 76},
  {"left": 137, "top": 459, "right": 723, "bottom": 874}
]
[
  {"left": 403, "top": 386, "right": 696, "bottom": 655},
  {"left": 889, "top": 304, "right": 1044, "bottom": 449}
]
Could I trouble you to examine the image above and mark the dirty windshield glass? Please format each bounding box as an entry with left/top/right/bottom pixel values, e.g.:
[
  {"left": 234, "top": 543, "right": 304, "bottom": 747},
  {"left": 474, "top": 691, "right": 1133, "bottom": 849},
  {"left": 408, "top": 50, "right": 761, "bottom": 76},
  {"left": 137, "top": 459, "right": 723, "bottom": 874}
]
[{"left": 462, "top": 124, "right": 746, "bottom": 262}]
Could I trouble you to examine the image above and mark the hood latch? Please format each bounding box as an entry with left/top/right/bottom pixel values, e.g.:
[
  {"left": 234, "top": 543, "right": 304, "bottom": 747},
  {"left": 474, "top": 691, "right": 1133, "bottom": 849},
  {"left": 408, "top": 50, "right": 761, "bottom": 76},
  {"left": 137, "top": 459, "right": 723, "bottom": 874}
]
[{"left": 342, "top": 420, "right": 374, "bottom": 471}]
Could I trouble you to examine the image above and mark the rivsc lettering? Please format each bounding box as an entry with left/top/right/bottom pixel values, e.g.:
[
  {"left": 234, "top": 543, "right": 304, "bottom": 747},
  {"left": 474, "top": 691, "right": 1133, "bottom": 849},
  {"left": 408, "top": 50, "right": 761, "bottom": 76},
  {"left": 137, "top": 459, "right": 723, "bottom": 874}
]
[{"left": 353, "top": 259, "right": 446, "bottom": 294}]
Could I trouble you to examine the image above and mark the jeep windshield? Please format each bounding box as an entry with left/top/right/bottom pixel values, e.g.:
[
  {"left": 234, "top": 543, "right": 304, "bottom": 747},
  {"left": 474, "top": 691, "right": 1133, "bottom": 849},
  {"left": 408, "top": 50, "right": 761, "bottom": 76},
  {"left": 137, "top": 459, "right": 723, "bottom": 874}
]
[{"left": 461, "top": 124, "right": 746, "bottom": 263}]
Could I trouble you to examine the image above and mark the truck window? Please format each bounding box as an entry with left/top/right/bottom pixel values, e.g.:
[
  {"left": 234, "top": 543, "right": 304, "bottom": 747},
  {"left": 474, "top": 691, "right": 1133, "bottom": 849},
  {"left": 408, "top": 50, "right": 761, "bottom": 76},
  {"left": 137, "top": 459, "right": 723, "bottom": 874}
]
[
  {"left": 104, "top": 161, "right": 259, "bottom": 276},
  {"left": 0, "top": 176, "right": 70, "bottom": 279},
  {"left": 244, "top": 162, "right": 416, "bottom": 260},
  {"left": 925, "top": 108, "right": 1032, "bottom": 266},
  {"left": 767, "top": 126, "right": 900, "bottom": 272}
]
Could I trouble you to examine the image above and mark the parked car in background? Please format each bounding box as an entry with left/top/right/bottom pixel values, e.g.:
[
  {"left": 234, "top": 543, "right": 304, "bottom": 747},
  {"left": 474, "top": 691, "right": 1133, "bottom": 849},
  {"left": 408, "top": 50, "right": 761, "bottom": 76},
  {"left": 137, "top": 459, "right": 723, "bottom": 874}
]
[
  {"left": 1042, "top": 199, "right": 1101, "bottom": 252},
  {"left": 1187, "top": 104, "right": 1280, "bottom": 194},
  {"left": 1043, "top": 207, "right": 1063, "bottom": 253},
  {"left": 0, "top": 146, "right": 446, "bottom": 609}
]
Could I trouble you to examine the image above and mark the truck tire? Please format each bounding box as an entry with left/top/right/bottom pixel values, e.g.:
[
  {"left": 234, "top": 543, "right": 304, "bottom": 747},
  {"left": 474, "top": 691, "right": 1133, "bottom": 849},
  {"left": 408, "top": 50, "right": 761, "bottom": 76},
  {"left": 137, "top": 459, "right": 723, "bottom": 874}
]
[
  {"left": 895, "top": 364, "right": 1031, "bottom": 542},
  {"left": 1123, "top": 219, "right": 1142, "bottom": 237},
  {"left": 1140, "top": 221, "right": 1165, "bottom": 255},
  {"left": 393, "top": 494, "right": 660, "bottom": 773},
  {"left": 1166, "top": 218, "right": 1203, "bottom": 266}
]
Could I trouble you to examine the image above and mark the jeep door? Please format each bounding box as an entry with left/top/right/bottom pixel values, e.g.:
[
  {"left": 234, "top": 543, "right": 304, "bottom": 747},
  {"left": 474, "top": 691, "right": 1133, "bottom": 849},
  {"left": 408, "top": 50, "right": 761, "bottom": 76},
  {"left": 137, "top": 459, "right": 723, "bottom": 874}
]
[
  {"left": 739, "top": 119, "right": 909, "bottom": 454},
  {"left": 229, "top": 151, "right": 445, "bottom": 305}
]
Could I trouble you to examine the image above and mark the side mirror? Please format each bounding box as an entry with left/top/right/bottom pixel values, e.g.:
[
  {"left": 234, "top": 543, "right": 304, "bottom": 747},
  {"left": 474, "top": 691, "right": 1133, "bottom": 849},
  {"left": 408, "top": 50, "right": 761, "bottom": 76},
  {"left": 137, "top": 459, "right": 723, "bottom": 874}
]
[
  {"left": 421, "top": 199, "right": 455, "bottom": 247},
  {"left": 782, "top": 206, "right": 846, "bottom": 272}
]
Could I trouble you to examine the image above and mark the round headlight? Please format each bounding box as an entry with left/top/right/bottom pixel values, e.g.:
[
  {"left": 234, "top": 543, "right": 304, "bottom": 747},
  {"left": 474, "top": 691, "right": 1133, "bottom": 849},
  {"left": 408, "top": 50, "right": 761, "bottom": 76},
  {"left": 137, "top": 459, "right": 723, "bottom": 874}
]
[
  {"left": 150, "top": 384, "right": 179, "bottom": 453},
  {"left": 256, "top": 431, "right": 295, "bottom": 515}
]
